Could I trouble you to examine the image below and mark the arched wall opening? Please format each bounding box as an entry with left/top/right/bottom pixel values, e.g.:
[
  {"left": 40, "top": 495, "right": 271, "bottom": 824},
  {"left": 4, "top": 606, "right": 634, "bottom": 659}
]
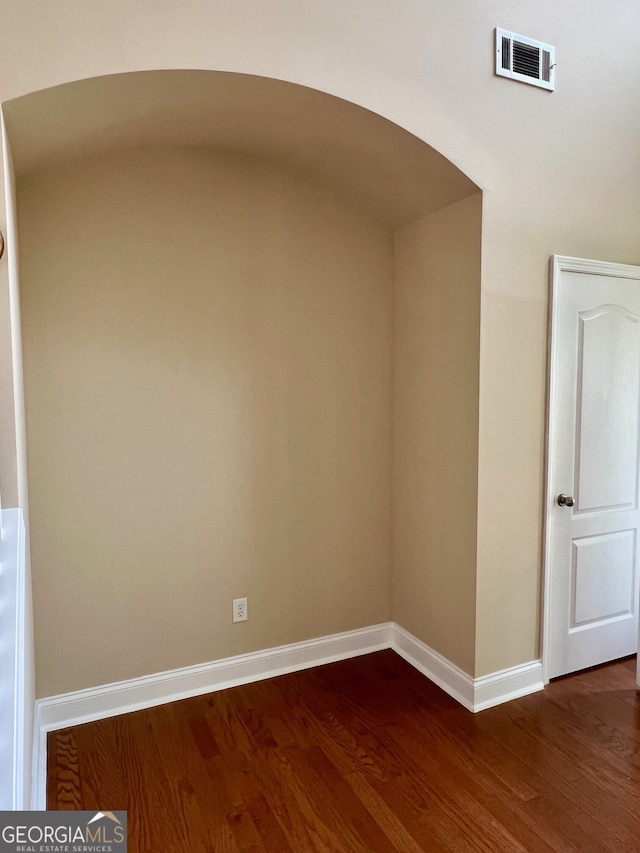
[{"left": 2, "top": 70, "right": 482, "bottom": 697}]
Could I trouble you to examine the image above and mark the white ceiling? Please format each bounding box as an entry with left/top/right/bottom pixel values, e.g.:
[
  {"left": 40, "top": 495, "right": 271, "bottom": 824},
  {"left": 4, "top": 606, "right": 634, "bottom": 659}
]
[{"left": 3, "top": 70, "right": 478, "bottom": 227}]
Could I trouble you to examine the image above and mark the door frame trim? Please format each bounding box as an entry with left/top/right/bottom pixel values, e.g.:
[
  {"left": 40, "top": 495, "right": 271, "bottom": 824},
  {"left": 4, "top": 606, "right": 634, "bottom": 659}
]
[{"left": 542, "top": 255, "right": 640, "bottom": 683}]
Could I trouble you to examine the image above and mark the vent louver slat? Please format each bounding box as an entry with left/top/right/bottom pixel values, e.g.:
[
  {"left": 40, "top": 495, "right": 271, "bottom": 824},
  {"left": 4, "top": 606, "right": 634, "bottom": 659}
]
[
  {"left": 495, "top": 28, "right": 555, "bottom": 91},
  {"left": 512, "top": 41, "right": 540, "bottom": 78},
  {"left": 501, "top": 36, "right": 511, "bottom": 71}
]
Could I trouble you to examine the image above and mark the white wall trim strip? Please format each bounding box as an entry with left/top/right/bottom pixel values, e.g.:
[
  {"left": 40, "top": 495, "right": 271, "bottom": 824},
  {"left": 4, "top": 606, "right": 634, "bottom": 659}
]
[
  {"left": 32, "top": 622, "right": 392, "bottom": 808},
  {"left": 473, "top": 659, "right": 545, "bottom": 712},
  {"left": 0, "top": 508, "right": 27, "bottom": 810},
  {"left": 391, "top": 622, "right": 544, "bottom": 713},
  {"left": 390, "top": 622, "right": 475, "bottom": 710},
  {"left": 33, "top": 621, "right": 544, "bottom": 808}
]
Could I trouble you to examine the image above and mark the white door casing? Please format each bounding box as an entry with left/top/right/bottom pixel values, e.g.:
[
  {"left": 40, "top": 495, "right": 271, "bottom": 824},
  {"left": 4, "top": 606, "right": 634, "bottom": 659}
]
[{"left": 544, "top": 256, "right": 640, "bottom": 682}]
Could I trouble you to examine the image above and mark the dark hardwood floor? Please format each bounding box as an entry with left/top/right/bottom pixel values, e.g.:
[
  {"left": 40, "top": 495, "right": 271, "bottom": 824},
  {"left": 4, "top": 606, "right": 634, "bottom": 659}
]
[{"left": 48, "top": 650, "right": 640, "bottom": 852}]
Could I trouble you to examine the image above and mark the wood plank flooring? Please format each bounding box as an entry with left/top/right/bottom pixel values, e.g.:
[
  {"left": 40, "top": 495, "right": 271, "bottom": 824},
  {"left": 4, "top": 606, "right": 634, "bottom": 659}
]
[{"left": 47, "top": 650, "right": 640, "bottom": 852}]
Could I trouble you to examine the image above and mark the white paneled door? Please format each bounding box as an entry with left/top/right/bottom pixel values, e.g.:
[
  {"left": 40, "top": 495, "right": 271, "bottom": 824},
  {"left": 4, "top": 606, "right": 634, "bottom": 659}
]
[{"left": 545, "top": 256, "right": 640, "bottom": 682}]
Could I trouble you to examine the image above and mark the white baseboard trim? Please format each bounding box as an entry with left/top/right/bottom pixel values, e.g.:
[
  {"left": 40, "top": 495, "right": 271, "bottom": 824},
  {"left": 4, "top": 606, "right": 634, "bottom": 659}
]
[
  {"left": 32, "top": 622, "right": 391, "bottom": 808},
  {"left": 391, "top": 622, "right": 544, "bottom": 713},
  {"left": 33, "top": 620, "right": 544, "bottom": 808},
  {"left": 390, "top": 622, "right": 476, "bottom": 710},
  {"left": 472, "top": 659, "right": 545, "bottom": 712}
]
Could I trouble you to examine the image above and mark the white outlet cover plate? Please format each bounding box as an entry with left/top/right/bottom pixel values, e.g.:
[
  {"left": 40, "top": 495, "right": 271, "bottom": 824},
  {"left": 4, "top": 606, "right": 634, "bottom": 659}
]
[{"left": 233, "top": 597, "right": 248, "bottom": 622}]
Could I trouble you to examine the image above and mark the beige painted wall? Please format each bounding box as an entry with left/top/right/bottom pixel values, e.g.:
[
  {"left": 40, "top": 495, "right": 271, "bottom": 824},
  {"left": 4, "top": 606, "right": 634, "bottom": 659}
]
[
  {"left": 19, "top": 148, "right": 394, "bottom": 696},
  {"left": 392, "top": 194, "right": 482, "bottom": 674},
  {"left": 1, "top": 0, "right": 640, "bottom": 685}
]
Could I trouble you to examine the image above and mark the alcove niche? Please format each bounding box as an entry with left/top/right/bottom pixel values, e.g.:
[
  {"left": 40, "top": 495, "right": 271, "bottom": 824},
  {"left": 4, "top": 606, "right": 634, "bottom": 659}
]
[{"left": 3, "top": 70, "right": 482, "bottom": 698}]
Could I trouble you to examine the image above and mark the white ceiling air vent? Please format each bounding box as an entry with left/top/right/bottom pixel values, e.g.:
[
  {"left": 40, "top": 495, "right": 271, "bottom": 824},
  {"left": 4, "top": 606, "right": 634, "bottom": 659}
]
[{"left": 495, "top": 28, "right": 555, "bottom": 91}]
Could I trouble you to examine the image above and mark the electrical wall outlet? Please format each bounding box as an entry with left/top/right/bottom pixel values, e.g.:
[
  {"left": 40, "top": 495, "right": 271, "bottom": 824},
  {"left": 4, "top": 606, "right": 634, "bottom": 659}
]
[{"left": 232, "top": 597, "right": 248, "bottom": 623}]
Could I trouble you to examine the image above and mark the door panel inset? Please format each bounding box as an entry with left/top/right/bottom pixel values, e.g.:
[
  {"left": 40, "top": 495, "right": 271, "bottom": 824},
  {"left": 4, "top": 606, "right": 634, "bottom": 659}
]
[
  {"left": 571, "top": 530, "right": 636, "bottom": 629},
  {"left": 576, "top": 306, "right": 640, "bottom": 513}
]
